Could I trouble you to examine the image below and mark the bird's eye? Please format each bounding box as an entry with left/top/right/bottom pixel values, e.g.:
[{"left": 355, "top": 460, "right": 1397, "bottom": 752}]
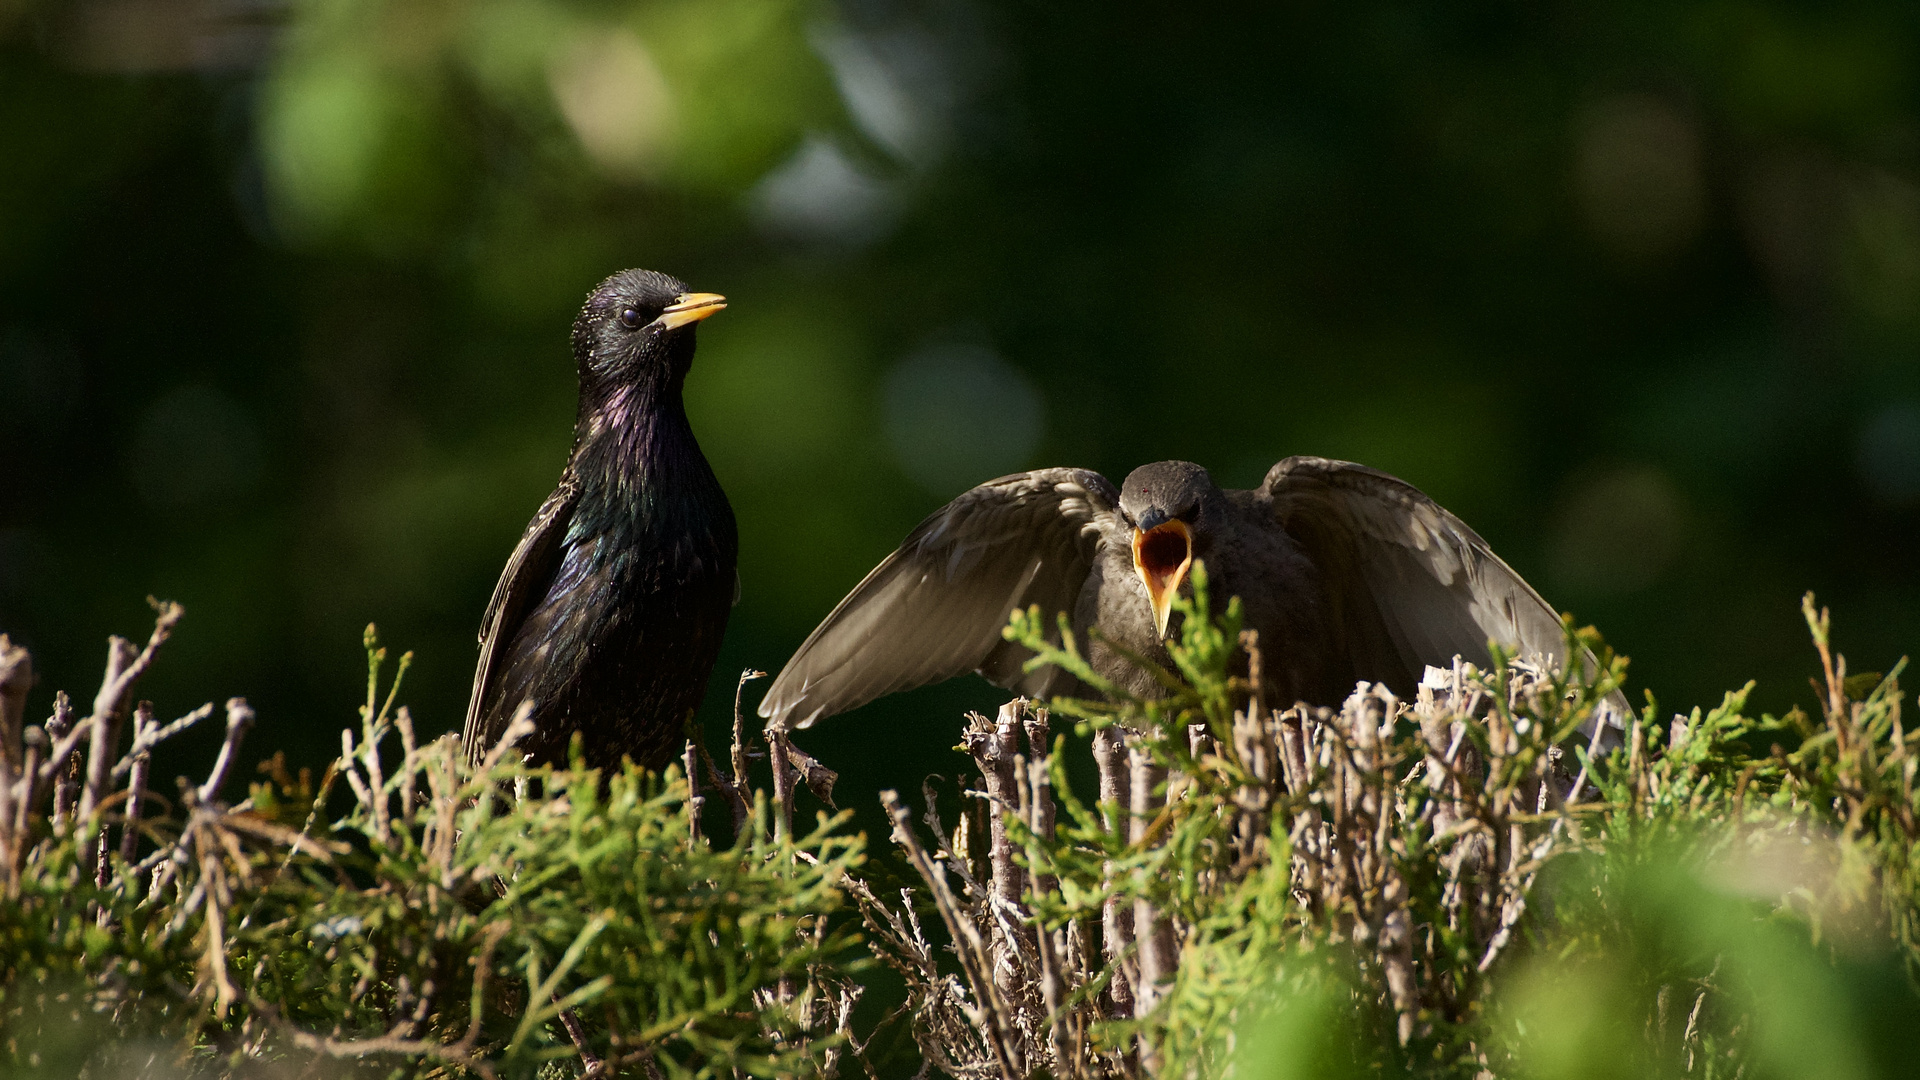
[{"left": 619, "top": 307, "right": 643, "bottom": 329}]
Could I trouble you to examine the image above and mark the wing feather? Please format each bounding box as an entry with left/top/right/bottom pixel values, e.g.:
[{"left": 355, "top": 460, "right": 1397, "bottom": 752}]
[
  {"left": 759, "top": 468, "right": 1121, "bottom": 730},
  {"left": 462, "top": 472, "right": 581, "bottom": 760},
  {"left": 1263, "top": 456, "right": 1627, "bottom": 742}
]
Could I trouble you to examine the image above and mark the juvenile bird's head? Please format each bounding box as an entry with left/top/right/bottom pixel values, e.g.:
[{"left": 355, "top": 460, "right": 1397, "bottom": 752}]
[
  {"left": 572, "top": 268, "right": 726, "bottom": 404},
  {"left": 1119, "top": 460, "right": 1220, "bottom": 639}
]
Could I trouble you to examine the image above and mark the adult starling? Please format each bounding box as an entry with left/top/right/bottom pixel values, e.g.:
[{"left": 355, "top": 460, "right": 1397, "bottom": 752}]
[
  {"left": 758, "top": 458, "right": 1625, "bottom": 742},
  {"left": 463, "top": 269, "right": 737, "bottom": 773}
]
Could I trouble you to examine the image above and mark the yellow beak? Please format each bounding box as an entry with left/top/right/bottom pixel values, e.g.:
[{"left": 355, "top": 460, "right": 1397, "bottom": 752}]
[
  {"left": 655, "top": 292, "right": 727, "bottom": 331},
  {"left": 1130, "top": 519, "right": 1193, "bottom": 640}
]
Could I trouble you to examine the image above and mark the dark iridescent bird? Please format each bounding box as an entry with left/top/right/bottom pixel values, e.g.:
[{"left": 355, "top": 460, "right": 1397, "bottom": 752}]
[
  {"left": 464, "top": 269, "right": 737, "bottom": 773},
  {"left": 759, "top": 458, "right": 1625, "bottom": 743}
]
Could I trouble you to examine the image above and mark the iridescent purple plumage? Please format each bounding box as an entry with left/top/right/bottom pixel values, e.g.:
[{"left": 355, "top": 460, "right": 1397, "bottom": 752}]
[{"left": 463, "top": 269, "right": 737, "bottom": 772}]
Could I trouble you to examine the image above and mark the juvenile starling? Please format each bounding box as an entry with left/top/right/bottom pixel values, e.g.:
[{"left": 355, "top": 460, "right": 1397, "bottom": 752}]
[
  {"left": 758, "top": 457, "right": 1625, "bottom": 742},
  {"left": 464, "top": 269, "right": 737, "bottom": 772}
]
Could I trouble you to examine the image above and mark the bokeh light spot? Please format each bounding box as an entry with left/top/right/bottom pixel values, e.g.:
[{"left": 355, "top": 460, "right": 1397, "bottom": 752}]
[
  {"left": 749, "top": 134, "right": 897, "bottom": 245},
  {"left": 260, "top": 55, "right": 396, "bottom": 232},
  {"left": 811, "top": 24, "right": 947, "bottom": 167},
  {"left": 1573, "top": 93, "right": 1704, "bottom": 264},
  {"left": 548, "top": 27, "right": 678, "bottom": 179}
]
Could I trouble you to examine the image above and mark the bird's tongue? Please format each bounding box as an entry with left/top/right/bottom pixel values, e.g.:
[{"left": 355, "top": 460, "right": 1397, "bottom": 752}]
[
  {"left": 1132, "top": 520, "right": 1193, "bottom": 639},
  {"left": 1137, "top": 526, "right": 1191, "bottom": 590}
]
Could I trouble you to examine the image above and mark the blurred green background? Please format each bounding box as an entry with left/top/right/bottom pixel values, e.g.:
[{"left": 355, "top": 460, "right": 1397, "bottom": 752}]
[{"left": 2, "top": 0, "right": 1918, "bottom": 796}]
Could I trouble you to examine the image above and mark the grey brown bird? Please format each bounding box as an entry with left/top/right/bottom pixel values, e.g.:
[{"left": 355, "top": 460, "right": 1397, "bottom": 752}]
[
  {"left": 758, "top": 457, "right": 1625, "bottom": 741},
  {"left": 464, "top": 269, "right": 737, "bottom": 773}
]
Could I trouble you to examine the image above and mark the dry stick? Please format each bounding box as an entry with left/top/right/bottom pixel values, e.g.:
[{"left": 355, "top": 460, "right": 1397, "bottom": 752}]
[
  {"left": 963, "top": 703, "right": 1026, "bottom": 910},
  {"left": 9, "top": 728, "right": 42, "bottom": 893},
  {"left": 395, "top": 706, "right": 419, "bottom": 820},
  {"left": 0, "top": 639, "right": 23, "bottom": 887},
  {"left": 695, "top": 744, "right": 752, "bottom": 841},
  {"left": 76, "top": 637, "right": 137, "bottom": 852},
  {"left": 1562, "top": 705, "right": 1613, "bottom": 810},
  {"left": 966, "top": 703, "right": 1050, "bottom": 1072},
  {"left": 683, "top": 738, "right": 703, "bottom": 844},
  {"left": 953, "top": 781, "right": 979, "bottom": 882},
  {"left": 1228, "top": 709, "right": 1266, "bottom": 868},
  {"left": 0, "top": 635, "right": 29, "bottom": 785},
  {"left": 764, "top": 725, "right": 807, "bottom": 1015},
  {"left": 687, "top": 669, "right": 765, "bottom": 841},
  {"left": 360, "top": 710, "right": 390, "bottom": 849},
  {"left": 46, "top": 692, "right": 77, "bottom": 827},
  {"left": 1349, "top": 687, "right": 1418, "bottom": 1044},
  {"left": 767, "top": 726, "right": 796, "bottom": 844},
  {"left": 1128, "top": 740, "right": 1173, "bottom": 1026},
  {"left": 920, "top": 777, "right": 985, "bottom": 899},
  {"left": 1091, "top": 725, "right": 1135, "bottom": 1018},
  {"left": 1239, "top": 628, "right": 1266, "bottom": 722},
  {"left": 110, "top": 703, "right": 215, "bottom": 780},
  {"left": 881, "top": 789, "right": 1021, "bottom": 1080},
  {"left": 198, "top": 699, "right": 256, "bottom": 804},
  {"left": 733, "top": 669, "right": 766, "bottom": 793},
  {"left": 782, "top": 739, "right": 840, "bottom": 808},
  {"left": 1026, "top": 708, "right": 1090, "bottom": 1071},
  {"left": 339, "top": 730, "right": 376, "bottom": 818},
  {"left": 560, "top": 1011, "right": 604, "bottom": 1076},
  {"left": 119, "top": 702, "right": 157, "bottom": 866},
  {"left": 1022, "top": 708, "right": 1057, "bottom": 900},
  {"left": 1016, "top": 745, "right": 1072, "bottom": 1078},
  {"left": 75, "top": 605, "right": 183, "bottom": 877},
  {"left": 80, "top": 602, "right": 185, "bottom": 805}
]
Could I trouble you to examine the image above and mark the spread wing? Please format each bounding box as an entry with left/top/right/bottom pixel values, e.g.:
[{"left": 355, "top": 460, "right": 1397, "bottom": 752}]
[
  {"left": 462, "top": 471, "right": 580, "bottom": 762},
  {"left": 1262, "top": 456, "right": 1628, "bottom": 743},
  {"left": 759, "top": 468, "right": 1122, "bottom": 730}
]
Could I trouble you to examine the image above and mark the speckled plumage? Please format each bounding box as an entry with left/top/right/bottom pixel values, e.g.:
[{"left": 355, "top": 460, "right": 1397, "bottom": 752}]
[
  {"left": 463, "top": 269, "right": 737, "bottom": 772},
  {"left": 759, "top": 457, "right": 1627, "bottom": 746}
]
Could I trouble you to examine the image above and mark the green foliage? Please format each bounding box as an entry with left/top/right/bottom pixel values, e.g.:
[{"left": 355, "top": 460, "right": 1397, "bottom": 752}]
[
  {"left": 994, "top": 575, "right": 1920, "bottom": 1078},
  {"left": 0, "top": 629, "right": 865, "bottom": 1079},
  {"left": 7, "top": 586, "right": 1919, "bottom": 1079}
]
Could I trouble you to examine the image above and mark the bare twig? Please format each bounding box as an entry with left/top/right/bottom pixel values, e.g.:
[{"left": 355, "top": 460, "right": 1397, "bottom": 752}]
[
  {"left": 0, "top": 634, "right": 30, "bottom": 777},
  {"left": 734, "top": 668, "right": 766, "bottom": 792},
  {"left": 684, "top": 738, "right": 704, "bottom": 844},
  {"left": 881, "top": 788, "right": 1022, "bottom": 1080},
  {"left": 768, "top": 726, "right": 796, "bottom": 844},
  {"left": 47, "top": 691, "right": 77, "bottom": 827},
  {"left": 1128, "top": 741, "right": 1171, "bottom": 1023},
  {"left": 962, "top": 703, "right": 1026, "bottom": 911},
  {"left": 1092, "top": 724, "right": 1135, "bottom": 1019},
  {"left": 197, "top": 699, "right": 256, "bottom": 804},
  {"left": 118, "top": 701, "right": 156, "bottom": 867}
]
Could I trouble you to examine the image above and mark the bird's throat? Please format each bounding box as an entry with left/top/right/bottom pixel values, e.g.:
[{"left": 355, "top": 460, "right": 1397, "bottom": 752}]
[
  {"left": 1131, "top": 521, "right": 1193, "bottom": 639},
  {"left": 572, "top": 381, "right": 731, "bottom": 547}
]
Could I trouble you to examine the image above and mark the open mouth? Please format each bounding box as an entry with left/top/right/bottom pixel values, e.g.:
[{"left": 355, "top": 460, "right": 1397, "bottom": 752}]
[{"left": 1130, "top": 519, "right": 1193, "bottom": 639}]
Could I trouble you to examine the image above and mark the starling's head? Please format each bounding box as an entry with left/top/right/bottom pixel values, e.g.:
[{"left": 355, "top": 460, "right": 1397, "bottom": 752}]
[
  {"left": 572, "top": 268, "right": 726, "bottom": 394},
  {"left": 1119, "top": 460, "right": 1219, "bottom": 639}
]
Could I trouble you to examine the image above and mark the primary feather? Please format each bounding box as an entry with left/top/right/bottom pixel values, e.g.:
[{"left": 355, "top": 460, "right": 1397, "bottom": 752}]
[{"left": 761, "top": 456, "right": 1625, "bottom": 746}]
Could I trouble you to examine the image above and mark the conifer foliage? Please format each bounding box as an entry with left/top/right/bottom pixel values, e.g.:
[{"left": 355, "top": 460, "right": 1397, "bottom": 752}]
[{"left": 1, "top": 579, "right": 1916, "bottom": 1078}]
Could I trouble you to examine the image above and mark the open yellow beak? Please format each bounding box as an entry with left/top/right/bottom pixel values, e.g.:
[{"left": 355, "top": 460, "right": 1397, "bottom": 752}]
[
  {"left": 1131, "top": 519, "right": 1193, "bottom": 640},
  {"left": 655, "top": 292, "right": 727, "bottom": 331}
]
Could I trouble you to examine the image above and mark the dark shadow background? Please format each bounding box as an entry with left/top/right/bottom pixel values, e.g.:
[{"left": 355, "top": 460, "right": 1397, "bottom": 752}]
[{"left": 3, "top": 0, "right": 1918, "bottom": 831}]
